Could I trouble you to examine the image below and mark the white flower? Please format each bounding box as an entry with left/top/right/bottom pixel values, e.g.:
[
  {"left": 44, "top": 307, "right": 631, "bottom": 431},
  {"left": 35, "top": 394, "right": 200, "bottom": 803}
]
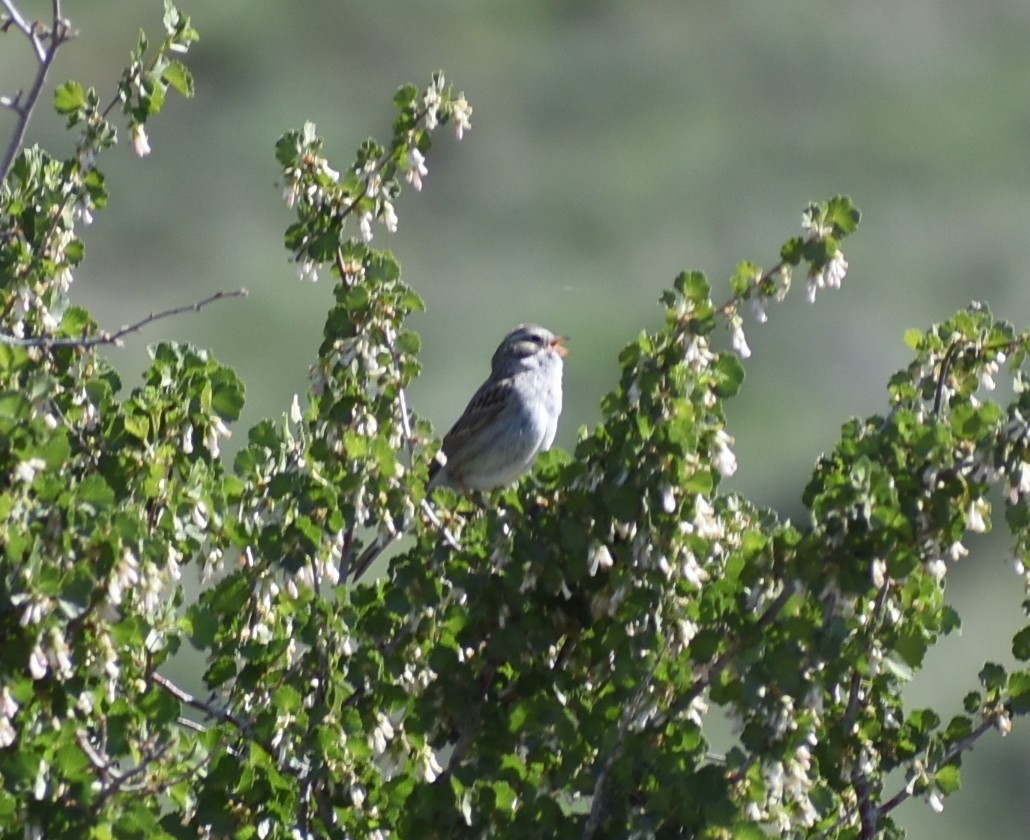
[
  {"left": 290, "top": 394, "right": 303, "bottom": 424},
  {"left": 680, "top": 552, "right": 708, "bottom": 588},
  {"left": 730, "top": 318, "right": 751, "bottom": 359},
  {"left": 587, "top": 542, "right": 614, "bottom": 576},
  {"left": 73, "top": 196, "right": 93, "bottom": 223},
  {"left": 317, "top": 159, "right": 340, "bottom": 182},
  {"left": 369, "top": 713, "right": 395, "bottom": 755},
  {"left": 282, "top": 180, "right": 300, "bottom": 209},
  {"left": 824, "top": 250, "right": 847, "bottom": 288},
  {"left": 55, "top": 265, "right": 74, "bottom": 293},
  {"left": 0, "top": 689, "right": 17, "bottom": 720},
  {"left": 359, "top": 212, "right": 373, "bottom": 243},
  {"left": 924, "top": 558, "right": 947, "bottom": 581},
  {"left": 423, "top": 87, "right": 440, "bottom": 130},
  {"left": 406, "top": 148, "right": 427, "bottom": 191},
  {"left": 108, "top": 549, "right": 139, "bottom": 606},
  {"left": 381, "top": 200, "right": 398, "bottom": 233},
  {"left": 801, "top": 206, "right": 833, "bottom": 238},
  {"left": 47, "top": 628, "right": 73, "bottom": 679},
  {"left": 451, "top": 94, "right": 472, "bottom": 140},
  {"left": 871, "top": 557, "right": 887, "bottom": 589},
  {"left": 351, "top": 784, "right": 366, "bottom": 808},
  {"left": 967, "top": 499, "right": 989, "bottom": 533},
  {"left": 13, "top": 458, "right": 45, "bottom": 484},
  {"left": 192, "top": 502, "right": 209, "bottom": 530},
  {"left": 660, "top": 484, "right": 676, "bottom": 514},
  {"left": 131, "top": 124, "right": 151, "bottom": 158},
  {"left": 692, "top": 495, "right": 723, "bottom": 540},
  {"left": 712, "top": 429, "right": 737, "bottom": 477},
  {"left": 33, "top": 759, "right": 48, "bottom": 800},
  {"left": 750, "top": 296, "right": 768, "bottom": 324},
  {"left": 29, "top": 645, "right": 48, "bottom": 680},
  {"left": 0, "top": 718, "right": 14, "bottom": 748},
  {"left": 76, "top": 692, "right": 94, "bottom": 715},
  {"left": 296, "top": 258, "right": 319, "bottom": 283},
  {"left": 415, "top": 747, "right": 444, "bottom": 784},
  {"left": 927, "top": 789, "right": 944, "bottom": 813},
  {"left": 205, "top": 417, "right": 231, "bottom": 458},
  {"left": 181, "top": 425, "right": 194, "bottom": 454},
  {"left": 807, "top": 251, "right": 849, "bottom": 303}
]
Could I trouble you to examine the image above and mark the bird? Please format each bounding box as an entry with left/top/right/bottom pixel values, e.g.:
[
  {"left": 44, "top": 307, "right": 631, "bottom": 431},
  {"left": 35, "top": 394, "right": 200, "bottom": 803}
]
[
  {"left": 428, "top": 323, "right": 567, "bottom": 492},
  {"left": 347, "top": 324, "right": 567, "bottom": 581}
]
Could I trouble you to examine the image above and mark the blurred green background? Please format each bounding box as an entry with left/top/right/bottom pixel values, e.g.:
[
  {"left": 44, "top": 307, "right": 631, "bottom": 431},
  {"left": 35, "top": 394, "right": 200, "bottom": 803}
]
[{"left": 5, "top": 1, "right": 1030, "bottom": 834}]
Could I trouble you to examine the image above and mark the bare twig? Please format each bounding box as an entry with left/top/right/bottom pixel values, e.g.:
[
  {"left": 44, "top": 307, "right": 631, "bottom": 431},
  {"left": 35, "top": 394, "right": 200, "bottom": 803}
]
[
  {"left": 149, "top": 670, "right": 276, "bottom": 760},
  {"left": 1, "top": 0, "right": 71, "bottom": 183},
  {"left": 0, "top": 288, "right": 248, "bottom": 349},
  {"left": 1, "top": 0, "right": 47, "bottom": 60}
]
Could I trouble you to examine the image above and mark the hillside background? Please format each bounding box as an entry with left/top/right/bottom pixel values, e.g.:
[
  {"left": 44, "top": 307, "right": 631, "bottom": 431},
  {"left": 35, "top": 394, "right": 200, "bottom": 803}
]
[{"left": 3, "top": 1, "right": 1030, "bottom": 835}]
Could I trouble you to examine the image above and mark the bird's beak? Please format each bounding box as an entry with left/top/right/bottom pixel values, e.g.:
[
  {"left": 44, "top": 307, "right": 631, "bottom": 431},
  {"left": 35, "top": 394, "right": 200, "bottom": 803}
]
[{"left": 552, "top": 336, "right": 569, "bottom": 357}]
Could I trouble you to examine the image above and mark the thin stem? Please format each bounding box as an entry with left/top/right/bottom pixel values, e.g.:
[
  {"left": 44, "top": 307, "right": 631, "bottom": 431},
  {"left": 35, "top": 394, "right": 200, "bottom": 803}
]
[
  {"left": 1, "top": 0, "right": 69, "bottom": 183},
  {"left": 149, "top": 671, "right": 277, "bottom": 760},
  {"left": 876, "top": 718, "right": 995, "bottom": 820},
  {"left": 0, "top": 0, "right": 47, "bottom": 62},
  {"left": 0, "top": 288, "right": 248, "bottom": 348},
  {"left": 582, "top": 665, "right": 658, "bottom": 840}
]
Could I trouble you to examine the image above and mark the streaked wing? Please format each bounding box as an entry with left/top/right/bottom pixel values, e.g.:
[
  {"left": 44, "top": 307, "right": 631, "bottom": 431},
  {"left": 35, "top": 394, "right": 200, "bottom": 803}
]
[{"left": 440, "top": 377, "right": 514, "bottom": 462}]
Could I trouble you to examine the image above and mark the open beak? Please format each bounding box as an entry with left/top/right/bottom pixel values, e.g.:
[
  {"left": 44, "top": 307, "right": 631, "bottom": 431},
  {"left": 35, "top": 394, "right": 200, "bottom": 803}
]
[{"left": 551, "top": 336, "right": 569, "bottom": 357}]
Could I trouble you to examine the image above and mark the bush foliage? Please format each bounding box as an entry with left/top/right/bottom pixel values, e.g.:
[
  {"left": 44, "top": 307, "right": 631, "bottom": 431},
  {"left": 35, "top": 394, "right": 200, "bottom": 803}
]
[{"left": 2, "top": 4, "right": 1029, "bottom": 838}]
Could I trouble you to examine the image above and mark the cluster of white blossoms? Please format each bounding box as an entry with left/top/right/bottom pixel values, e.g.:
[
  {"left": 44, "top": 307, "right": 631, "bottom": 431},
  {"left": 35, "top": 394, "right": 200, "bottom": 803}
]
[
  {"left": 287, "top": 79, "right": 470, "bottom": 282},
  {"left": 421, "top": 72, "right": 472, "bottom": 141},
  {"left": 0, "top": 687, "right": 18, "bottom": 748},
  {"left": 801, "top": 206, "right": 850, "bottom": 304}
]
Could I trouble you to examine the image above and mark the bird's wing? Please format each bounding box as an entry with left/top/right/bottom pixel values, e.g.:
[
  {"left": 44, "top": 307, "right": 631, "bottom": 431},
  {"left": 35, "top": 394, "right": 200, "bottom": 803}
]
[{"left": 439, "top": 377, "right": 514, "bottom": 461}]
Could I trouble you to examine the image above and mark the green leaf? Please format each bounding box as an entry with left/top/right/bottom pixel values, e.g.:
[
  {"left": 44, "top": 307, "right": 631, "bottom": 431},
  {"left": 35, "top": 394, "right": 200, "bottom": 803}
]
[
  {"left": 211, "top": 367, "right": 246, "bottom": 420},
  {"left": 826, "top": 194, "right": 861, "bottom": 235},
  {"left": 780, "top": 236, "right": 804, "bottom": 265},
  {"left": 54, "top": 81, "right": 86, "bottom": 114},
  {"left": 0, "top": 391, "right": 30, "bottom": 420},
  {"left": 730, "top": 261, "right": 759, "bottom": 298},
  {"left": 1007, "top": 671, "right": 1030, "bottom": 714},
  {"left": 903, "top": 328, "right": 924, "bottom": 350},
  {"left": 161, "top": 59, "right": 195, "bottom": 97},
  {"left": 75, "top": 475, "right": 115, "bottom": 511},
  {"left": 712, "top": 352, "right": 745, "bottom": 398},
  {"left": 979, "top": 662, "right": 1007, "bottom": 692},
  {"left": 675, "top": 271, "right": 710, "bottom": 307},
  {"left": 1012, "top": 625, "right": 1030, "bottom": 661},
  {"left": 934, "top": 764, "right": 960, "bottom": 795}
]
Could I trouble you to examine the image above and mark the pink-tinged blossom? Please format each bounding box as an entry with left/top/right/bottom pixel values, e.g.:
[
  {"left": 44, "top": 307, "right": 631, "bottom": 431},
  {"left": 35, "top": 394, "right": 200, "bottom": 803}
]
[
  {"left": 406, "top": 148, "right": 427, "bottom": 191},
  {"left": 131, "top": 124, "right": 151, "bottom": 158}
]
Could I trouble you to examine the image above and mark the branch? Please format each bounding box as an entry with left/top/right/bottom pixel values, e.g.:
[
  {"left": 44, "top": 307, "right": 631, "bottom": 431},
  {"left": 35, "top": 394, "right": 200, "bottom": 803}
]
[
  {"left": 876, "top": 717, "right": 995, "bottom": 821},
  {"left": 0, "top": 288, "right": 248, "bottom": 349},
  {"left": 1, "top": 0, "right": 71, "bottom": 183},
  {"left": 149, "top": 671, "right": 277, "bottom": 760},
  {"left": 664, "top": 583, "right": 795, "bottom": 731},
  {"left": 582, "top": 668, "right": 658, "bottom": 840}
]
